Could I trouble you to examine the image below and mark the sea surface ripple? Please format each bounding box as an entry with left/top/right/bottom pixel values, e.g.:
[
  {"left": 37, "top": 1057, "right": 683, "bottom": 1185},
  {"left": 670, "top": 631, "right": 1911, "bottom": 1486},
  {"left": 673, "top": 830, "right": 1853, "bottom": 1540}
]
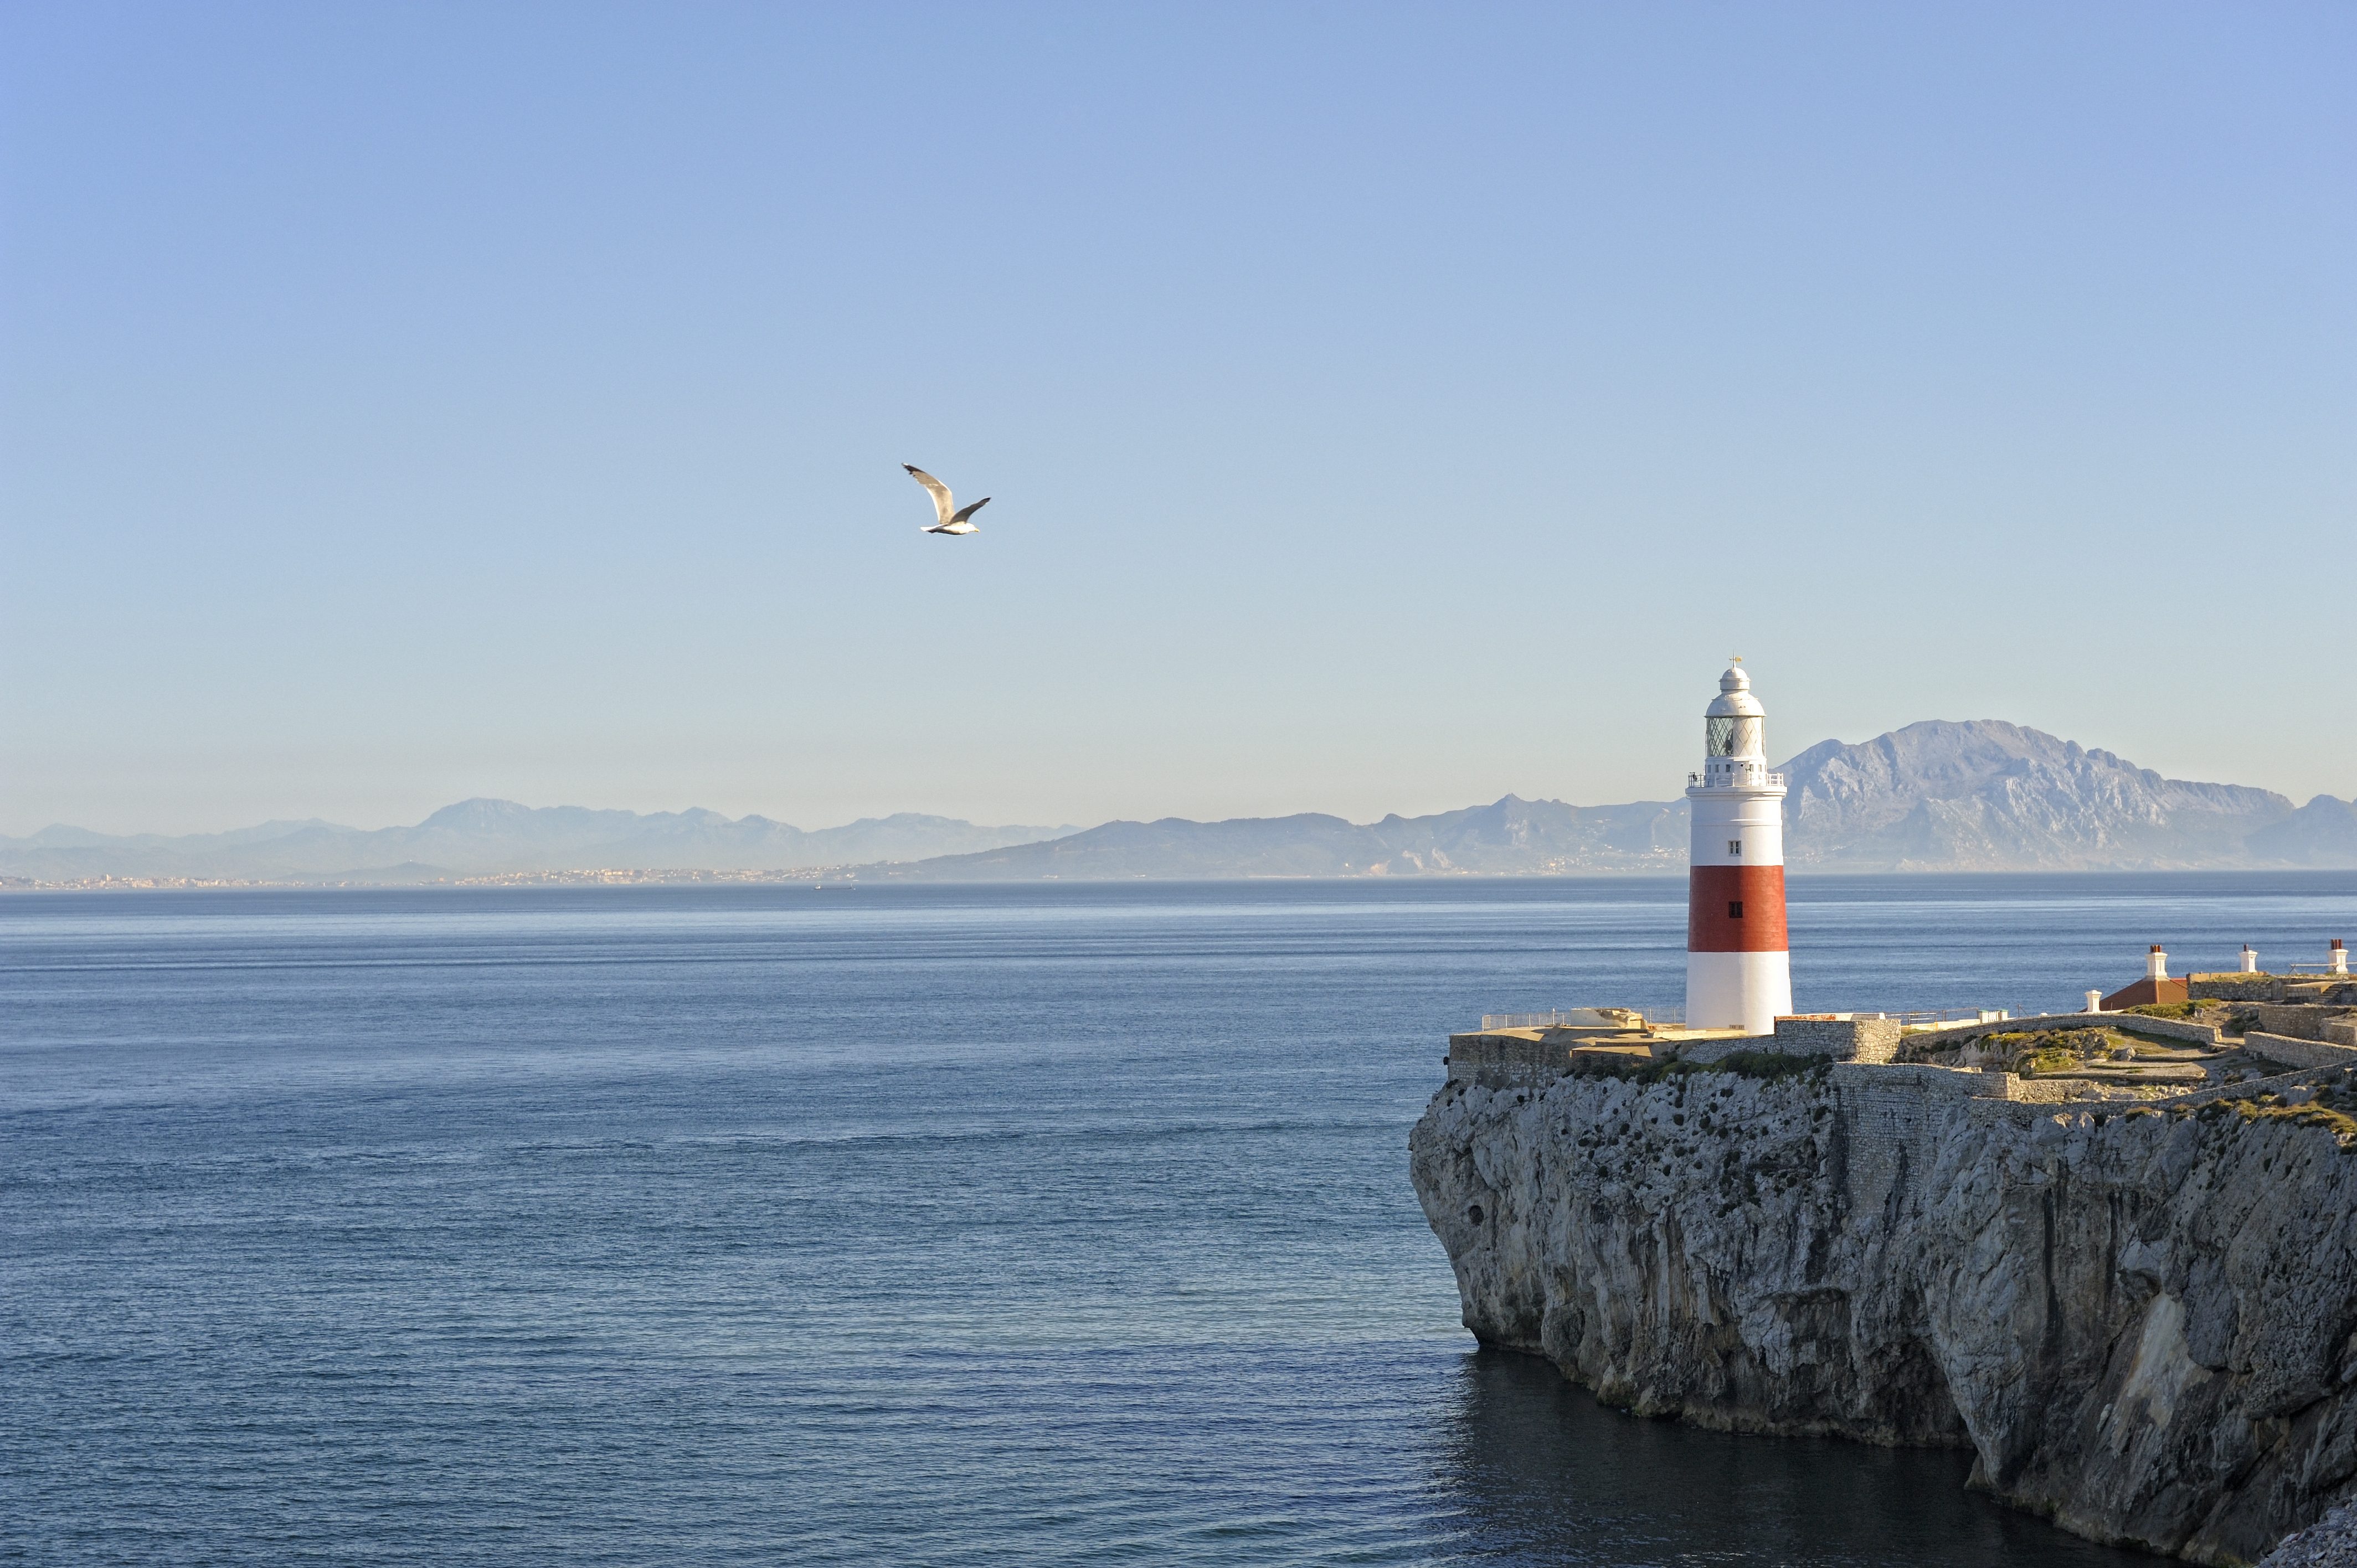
[{"left": 8, "top": 875, "right": 2350, "bottom": 1564}]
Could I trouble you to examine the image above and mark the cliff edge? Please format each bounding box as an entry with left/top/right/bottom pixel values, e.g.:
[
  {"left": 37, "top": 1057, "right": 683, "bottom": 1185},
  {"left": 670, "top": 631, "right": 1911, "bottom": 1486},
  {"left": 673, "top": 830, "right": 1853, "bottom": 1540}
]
[{"left": 1408, "top": 1061, "right": 2357, "bottom": 1564}]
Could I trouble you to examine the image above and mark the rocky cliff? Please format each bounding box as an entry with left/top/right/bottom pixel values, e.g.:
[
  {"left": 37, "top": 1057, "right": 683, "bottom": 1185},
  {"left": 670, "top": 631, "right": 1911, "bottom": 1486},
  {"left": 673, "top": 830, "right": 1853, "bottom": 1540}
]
[{"left": 1409, "top": 1064, "right": 2357, "bottom": 1563}]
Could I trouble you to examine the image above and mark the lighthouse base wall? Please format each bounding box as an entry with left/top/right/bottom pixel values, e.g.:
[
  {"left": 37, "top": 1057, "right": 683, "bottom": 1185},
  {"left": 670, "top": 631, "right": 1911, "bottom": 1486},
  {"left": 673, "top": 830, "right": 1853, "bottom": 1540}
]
[{"left": 1685, "top": 950, "right": 1792, "bottom": 1034}]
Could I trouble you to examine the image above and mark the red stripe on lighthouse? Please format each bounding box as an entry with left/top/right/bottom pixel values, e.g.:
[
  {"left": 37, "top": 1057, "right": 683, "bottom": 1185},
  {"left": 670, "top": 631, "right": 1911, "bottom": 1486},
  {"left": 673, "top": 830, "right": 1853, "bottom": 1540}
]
[{"left": 1688, "top": 865, "right": 1788, "bottom": 952}]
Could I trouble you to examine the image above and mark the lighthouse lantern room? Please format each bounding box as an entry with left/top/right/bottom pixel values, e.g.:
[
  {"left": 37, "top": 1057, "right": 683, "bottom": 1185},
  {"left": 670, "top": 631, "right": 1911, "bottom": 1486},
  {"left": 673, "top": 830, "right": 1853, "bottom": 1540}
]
[{"left": 1685, "top": 663, "right": 1793, "bottom": 1034}]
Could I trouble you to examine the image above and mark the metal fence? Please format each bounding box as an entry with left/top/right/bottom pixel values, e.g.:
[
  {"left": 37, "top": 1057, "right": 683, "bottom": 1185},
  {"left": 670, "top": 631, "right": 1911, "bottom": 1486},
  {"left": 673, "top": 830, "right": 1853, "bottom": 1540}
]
[
  {"left": 1685, "top": 771, "right": 1789, "bottom": 788},
  {"left": 1474, "top": 1006, "right": 2018, "bottom": 1031},
  {"left": 1874, "top": 1009, "right": 2016, "bottom": 1025},
  {"left": 1478, "top": 1009, "right": 1682, "bottom": 1030}
]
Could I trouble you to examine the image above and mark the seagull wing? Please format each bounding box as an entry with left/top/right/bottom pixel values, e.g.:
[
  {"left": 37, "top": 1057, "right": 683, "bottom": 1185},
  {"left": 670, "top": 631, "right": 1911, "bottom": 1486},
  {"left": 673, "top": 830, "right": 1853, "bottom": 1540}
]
[
  {"left": 903, "top": 464, "right": 956, "bottom": 526},
  {"left": 951, "top": 496, "right": 991, "bottom": 525}
]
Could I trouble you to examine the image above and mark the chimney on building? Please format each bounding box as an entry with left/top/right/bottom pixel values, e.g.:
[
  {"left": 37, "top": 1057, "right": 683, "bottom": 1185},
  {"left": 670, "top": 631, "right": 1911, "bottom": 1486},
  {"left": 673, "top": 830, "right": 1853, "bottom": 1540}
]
[
  {"left": 2102, "top": 945, "right": 2188, "bottom": 1011},
  {"left": 2334, "top": 939, "right": 2349, "bottom": 977},
  {"left": 2240, "top": 945, "right": 2258, "bottom": 974},
  {"left": 2084, "top": 989, "right": 2103, "bottom": 1014}
]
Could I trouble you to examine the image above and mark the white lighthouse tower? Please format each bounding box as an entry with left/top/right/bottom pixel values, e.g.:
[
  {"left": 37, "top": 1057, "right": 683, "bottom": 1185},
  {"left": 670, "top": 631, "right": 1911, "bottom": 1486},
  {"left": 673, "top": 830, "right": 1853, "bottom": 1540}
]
[{"left": 1685, "top": 662, "right": 1793, "bottom": 1034}]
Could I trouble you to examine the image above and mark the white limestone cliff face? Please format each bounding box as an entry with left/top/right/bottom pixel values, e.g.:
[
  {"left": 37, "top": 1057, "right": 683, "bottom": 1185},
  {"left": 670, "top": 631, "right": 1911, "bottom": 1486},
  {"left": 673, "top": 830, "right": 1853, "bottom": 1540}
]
[{"left": 1408, "top": 1067, "right": 2357, "bottom": 1564}]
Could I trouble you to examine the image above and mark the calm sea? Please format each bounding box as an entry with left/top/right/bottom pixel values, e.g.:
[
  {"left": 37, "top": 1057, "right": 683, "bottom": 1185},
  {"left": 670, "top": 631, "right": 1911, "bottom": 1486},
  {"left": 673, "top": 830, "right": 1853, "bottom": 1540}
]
[{"left": 6, "top": 874, "right": 2353, "bottom": 1565}]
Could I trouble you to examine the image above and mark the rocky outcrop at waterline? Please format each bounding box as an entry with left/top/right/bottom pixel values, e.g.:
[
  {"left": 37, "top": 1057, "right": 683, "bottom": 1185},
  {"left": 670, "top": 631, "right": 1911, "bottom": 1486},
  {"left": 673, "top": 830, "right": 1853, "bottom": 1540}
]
[
  {"left": 1408, "top": 1060, "right": 2357, "bottom": 1564},
  {"left": 2260, "top": 1501, "right": 2357, "bottom": 1567}
]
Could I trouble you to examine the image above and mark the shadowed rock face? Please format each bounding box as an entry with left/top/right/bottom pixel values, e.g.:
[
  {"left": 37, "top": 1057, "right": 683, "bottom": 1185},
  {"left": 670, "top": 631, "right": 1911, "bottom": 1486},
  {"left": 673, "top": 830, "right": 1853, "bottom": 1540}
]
[
  {"left": 2256, "top": 1499, "right": 2357, "bottom": 1566},
  {"left": 1409, "top": 1071, "right": 2357, "bottom": 1564}
]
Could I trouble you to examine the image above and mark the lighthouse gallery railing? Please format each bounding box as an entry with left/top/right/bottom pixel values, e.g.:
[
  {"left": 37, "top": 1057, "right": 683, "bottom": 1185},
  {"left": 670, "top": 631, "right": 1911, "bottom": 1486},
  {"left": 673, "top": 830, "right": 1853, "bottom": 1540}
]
[{"left": 1687, "top": 770, "right": 1786, "bottom": 788}]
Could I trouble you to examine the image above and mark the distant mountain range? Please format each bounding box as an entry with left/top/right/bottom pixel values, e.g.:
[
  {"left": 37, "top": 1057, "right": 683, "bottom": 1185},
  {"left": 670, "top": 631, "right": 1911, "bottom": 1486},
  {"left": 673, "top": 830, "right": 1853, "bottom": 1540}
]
[
  {"left": 0, "top": 802, "right": 1075, "bottom": 885},
  {"left": 882, "top": 795, "right": 1683, "bottom": 880},
  {"left": 1777, "top": 721, "right": 2337, "bottom": 871},
  {"left": 5, "top": 721, "right": 2351, "bottom": 886},
  {"left": 881, "top": 720, "right": 2352, "bottom": 879}
]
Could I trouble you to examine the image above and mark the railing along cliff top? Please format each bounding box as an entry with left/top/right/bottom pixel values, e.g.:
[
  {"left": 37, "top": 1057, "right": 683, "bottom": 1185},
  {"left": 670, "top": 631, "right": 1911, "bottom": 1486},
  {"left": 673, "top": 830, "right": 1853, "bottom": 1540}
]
[
  {"left": 1479, "top": 1009, "right": 1684, "bottom": 1030},
  {"left": 1686, "top": 771, "right": 1787, "bottom": 788},
  {"left": 1472, "top": 1007, "right": 2008, "bottom": 1032}
]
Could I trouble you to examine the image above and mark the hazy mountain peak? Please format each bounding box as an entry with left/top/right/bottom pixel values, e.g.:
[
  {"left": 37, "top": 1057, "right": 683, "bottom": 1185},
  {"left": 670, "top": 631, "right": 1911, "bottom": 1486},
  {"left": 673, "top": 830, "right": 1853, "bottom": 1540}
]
[
  {"left": 2246, "top": 795, "right": 2357, "bottom": 866},
  {"left": 418, "top": 798, "right": 544, "bottom": 830},
  {"left": 21, "top": 824, "right": 117, "bottom": 848},
  {"left": 1778, "top": 719, "right": 2293, "bottom": 870}
]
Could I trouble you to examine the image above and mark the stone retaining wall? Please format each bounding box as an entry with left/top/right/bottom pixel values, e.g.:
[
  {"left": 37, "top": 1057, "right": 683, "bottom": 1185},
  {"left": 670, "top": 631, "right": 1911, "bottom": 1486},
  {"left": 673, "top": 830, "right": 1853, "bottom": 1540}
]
[
  {"left": 1444, "top": 1031, "right": 1582, "bottom": 1090},
  {"left": 1905, "top": 1010, "right": 2223, "bottom": 1049},
  {"left": 2243, "top": 1032, "right": 2357, "bottom": 1071},
  {"left": 2247, "top": 1004, "right": 2357, "bottom": 1042},
  {"left": 1676, "top": 1015, "right": 1900, "bottom": 1065},
  {"left": 2189, "top": 973, "right": 2283, "bottom": 1002},
  {"left": 2187, "top": 976, "right": 2357, "bottom": 1005},
  {"left": 1831, "top": 1060, "right": 2011, "bottom": 1101},
  {"left": 2140, "top": 1063, "right": 2345, "bottom": 1111}
]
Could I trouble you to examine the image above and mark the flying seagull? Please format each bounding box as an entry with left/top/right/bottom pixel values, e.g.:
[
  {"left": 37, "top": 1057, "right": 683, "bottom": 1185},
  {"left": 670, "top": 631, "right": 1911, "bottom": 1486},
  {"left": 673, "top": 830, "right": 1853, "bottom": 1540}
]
[{"left": 904, "top": 464, "right": 990, "bottom": 534}]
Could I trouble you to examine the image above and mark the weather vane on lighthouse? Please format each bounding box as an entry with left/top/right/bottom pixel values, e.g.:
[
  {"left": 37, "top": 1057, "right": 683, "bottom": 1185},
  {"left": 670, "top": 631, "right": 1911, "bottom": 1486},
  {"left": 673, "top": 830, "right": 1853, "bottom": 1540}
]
[{"left": 1685, "top": 662, "right": 1792, "bottom": 1033}]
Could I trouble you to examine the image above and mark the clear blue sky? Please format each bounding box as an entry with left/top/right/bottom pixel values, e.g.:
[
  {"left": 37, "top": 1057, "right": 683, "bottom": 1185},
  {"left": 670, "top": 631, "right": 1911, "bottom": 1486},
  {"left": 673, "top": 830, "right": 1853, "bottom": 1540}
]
[{"left": 4, "top": 2, "right": 2351, "bottom": 835}]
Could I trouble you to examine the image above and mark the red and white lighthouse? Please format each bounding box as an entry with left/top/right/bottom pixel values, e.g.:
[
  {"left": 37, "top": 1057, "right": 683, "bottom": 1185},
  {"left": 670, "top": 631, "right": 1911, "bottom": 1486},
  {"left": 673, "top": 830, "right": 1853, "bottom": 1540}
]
[{"left": 1685, "top": 663, "right": 1792, "bottom": 1033}]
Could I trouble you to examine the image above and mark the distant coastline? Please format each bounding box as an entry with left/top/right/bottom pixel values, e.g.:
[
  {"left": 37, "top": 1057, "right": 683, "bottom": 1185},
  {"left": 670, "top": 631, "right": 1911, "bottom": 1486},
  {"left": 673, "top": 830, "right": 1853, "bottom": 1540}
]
[{"left": 7, "top": 719, "right": 2355, "bottom": 886}]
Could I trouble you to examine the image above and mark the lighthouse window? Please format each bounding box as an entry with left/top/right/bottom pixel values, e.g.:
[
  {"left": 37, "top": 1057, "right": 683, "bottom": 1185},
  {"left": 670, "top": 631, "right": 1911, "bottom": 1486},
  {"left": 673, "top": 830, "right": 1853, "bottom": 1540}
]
[
  {"left": 1728, "top": 839, "right": 1742, "bottom": 856},
  {"left": 1728, "top": 901, "right": 1744, "bottom": 919},
  {"left": 1706, "top": 716, "right": 1737, "bottom": 757}
]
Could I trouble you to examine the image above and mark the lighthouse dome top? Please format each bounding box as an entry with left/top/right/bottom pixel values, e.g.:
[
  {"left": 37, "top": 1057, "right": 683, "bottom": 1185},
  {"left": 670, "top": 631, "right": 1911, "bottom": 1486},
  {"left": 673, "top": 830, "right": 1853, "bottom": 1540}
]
[{"left": 1705, "top": 665, "right": 1764, "bottom": 719}]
